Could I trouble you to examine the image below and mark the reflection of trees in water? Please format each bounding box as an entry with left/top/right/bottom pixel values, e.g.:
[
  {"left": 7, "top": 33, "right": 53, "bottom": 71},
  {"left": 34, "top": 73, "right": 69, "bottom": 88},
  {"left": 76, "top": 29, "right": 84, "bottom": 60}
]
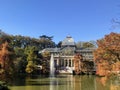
[
  {"left": 96, "top": 77, "right": 110, "bottom": 90},
  {"left": 9, "top": 75, "right": 120, "bottom": 90},
  {"left": 81, "top": 75, "right": 95, "bottom": 90},
  {"left": 109, "top": 76, "right": 120, "bottom": 90},
  {"left": 73, "top": 75, "right": 96, "bottom": 90},
  {"left": 74, "top": 75, "right": 120, "bottom": 90},
  {"left": 97, "top": 76, "right": 120, "bottom": 90}
]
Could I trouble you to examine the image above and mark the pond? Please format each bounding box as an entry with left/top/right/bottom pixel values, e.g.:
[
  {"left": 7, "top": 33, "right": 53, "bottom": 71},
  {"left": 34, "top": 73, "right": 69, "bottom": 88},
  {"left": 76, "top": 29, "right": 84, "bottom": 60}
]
[{"left": 9, "top": 75, "right": 120, "bottom": 90}]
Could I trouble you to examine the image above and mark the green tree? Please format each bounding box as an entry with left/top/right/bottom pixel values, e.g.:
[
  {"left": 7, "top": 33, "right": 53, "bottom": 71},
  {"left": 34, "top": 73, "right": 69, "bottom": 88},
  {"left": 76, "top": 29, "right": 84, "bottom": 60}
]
[
  {"left": 57, "top": 41, "right": 62, "bottom": 48},
  {"left": 0, "top": 30, "right": 11, "bottom": 44},
  {"left": 39, "top": 35, "right": 56, "bottom": 49},
  {"left": 25, "top": 46, "right": 38, "bottom": 74},
  {"left": 14, "top": 47, "right": 27, "bottom": 73},
  {"left": 41, "top": 51, "right": 50, "bottom": 74}
]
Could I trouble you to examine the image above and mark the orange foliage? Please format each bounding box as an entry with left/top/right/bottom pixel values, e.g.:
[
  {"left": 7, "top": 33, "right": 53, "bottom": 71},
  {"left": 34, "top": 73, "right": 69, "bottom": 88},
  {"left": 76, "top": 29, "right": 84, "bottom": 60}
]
[
  {"left": 0, "top": 42, "right": 10, "bottom": 68},
  {"left": 100, "top": 77, "right": 107, "bottom": 86},
  {"left": 94, "top": 32, "right": 120, "bottom": 76},
  {"left": 0, "top": 42, "right": 14, "bottom": 75},
  {"left": 74, "top": 53, "right": 82, "bottom": 74}
]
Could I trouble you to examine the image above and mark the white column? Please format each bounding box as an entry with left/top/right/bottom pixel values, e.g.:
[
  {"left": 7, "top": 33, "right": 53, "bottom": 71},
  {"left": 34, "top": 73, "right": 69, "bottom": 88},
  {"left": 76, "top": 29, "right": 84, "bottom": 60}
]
[
  {"left": 57, "top": 59, "right": 59, "bottom": 66},
  {"left": 67, "top": 59, "right": 69, "bottom": 67}
]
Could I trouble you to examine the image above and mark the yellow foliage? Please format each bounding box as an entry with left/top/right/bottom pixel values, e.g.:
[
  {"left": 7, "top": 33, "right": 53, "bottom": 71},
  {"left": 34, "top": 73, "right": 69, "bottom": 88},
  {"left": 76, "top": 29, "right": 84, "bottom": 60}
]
[
  {"left": 25, "top": 61, "right": 34, "bottom": 74},
  {"left": 42, "top": 51, "right": 50, "bottom": 58},
  {"left": 25, "top": 68, "right": 33, "bottom": 74}
]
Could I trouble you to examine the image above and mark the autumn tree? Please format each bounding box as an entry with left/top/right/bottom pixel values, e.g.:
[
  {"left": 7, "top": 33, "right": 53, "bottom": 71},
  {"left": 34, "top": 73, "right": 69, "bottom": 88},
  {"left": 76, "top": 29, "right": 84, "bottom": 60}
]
[
  {"left": 0, "top": 42, "right": 15, "bottom": 81},
  {"left": 94, "top": 32, "right": 120, "bottom": 76},
  {"left": 73, "top": 53, "right": 83, "bottom": 75}
]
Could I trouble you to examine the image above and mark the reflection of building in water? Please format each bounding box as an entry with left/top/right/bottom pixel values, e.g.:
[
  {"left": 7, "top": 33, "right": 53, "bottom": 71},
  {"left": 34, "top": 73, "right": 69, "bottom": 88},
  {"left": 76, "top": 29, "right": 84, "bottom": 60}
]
[
  {"left": 73, "top": 76, "right": 81, "bottom": 90},
  {"left": 81, "top": 76, "right": 96, "bottom": 90},
  {"left": 40, "top": 36, "right": 96, "bottom": 74}
]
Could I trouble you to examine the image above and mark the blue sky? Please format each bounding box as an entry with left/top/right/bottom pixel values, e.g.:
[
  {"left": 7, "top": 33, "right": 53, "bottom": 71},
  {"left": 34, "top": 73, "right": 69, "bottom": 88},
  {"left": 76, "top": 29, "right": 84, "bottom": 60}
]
[{"left": 0, "top": 0, "right": 120, "bottom": 43}]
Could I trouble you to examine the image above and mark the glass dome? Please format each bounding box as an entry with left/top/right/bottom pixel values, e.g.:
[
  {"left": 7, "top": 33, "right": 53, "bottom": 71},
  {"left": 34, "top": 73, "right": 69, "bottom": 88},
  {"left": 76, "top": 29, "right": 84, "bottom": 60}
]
[{"left": 61, "top": 36, "right": 75, "bottom": 46}]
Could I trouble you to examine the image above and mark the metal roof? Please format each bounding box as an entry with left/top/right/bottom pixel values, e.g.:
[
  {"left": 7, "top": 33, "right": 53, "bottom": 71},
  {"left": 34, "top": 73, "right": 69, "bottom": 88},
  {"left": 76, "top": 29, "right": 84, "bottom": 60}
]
[{"left": 40, "top": 48, "right": 61, "bottom": 53}]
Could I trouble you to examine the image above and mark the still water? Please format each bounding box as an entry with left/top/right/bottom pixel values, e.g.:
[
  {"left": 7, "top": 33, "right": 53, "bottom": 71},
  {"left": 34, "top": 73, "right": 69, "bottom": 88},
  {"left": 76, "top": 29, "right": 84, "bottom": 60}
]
[{"left": 9, "top": 75, "right": 120, "bottom": 90}]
